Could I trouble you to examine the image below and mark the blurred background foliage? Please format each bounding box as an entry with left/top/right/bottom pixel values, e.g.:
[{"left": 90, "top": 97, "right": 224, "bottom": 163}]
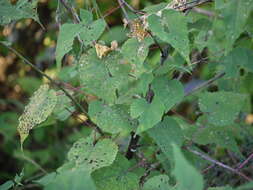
[{"left": 1, "top": 0, "right": 253, "bottom": 189}]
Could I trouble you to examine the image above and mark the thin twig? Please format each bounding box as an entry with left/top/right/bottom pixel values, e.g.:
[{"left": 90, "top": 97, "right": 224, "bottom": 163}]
[
  {"left": 0, "top": 43, "right": 86, "bottom": 114},
  {"left": 119, "top": 0, "right": 146, "bottom": 15},
  {"left": 237, "top": 152, "right": 253, "bottom": 170},
  {"left": 192, "top": 7, "right": 216, "bottom": 17},
  {"left": 59, "top": 0, "right": 80, "bottom": 23},
  {"left": 187, "top": 148, "right": 252, "bottom": 181},
  {"left": 0, "top": 42, "right": 104, "bottom": 136},
  {"left": 117, "top": 0, "right": 130, "bottom": 22},
  {"left": 18, "top": 154, "right": 47, "bottom": 174},
  {"left": 184, "top": 72, "right": 226, "bottom": 96}
]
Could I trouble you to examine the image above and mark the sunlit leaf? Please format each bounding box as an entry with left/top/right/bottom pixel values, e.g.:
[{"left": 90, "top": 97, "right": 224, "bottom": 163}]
[
  {"left": 88, "top": 100, "right": 132, "bottom": 134},
  {"left": 17, "top": 84, "right": 57, "bottom": 148},
  {"left": 67, "top": 136, "right": 118, "bottom": 173}
]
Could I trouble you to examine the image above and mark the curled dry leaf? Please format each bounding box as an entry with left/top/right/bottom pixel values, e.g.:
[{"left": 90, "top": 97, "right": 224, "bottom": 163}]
[{"left": 95, "top": 41, "right": 118, "bottom": 59}]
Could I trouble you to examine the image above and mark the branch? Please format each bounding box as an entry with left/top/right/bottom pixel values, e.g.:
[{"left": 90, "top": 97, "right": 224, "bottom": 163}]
[
  {"left": 237, "top": 152, "right": 253, "bottom": 170},
  {"left": 187, "top": 148, "right": 253, "bottom": 181},
  {"left": 59, "top": 0, "right": 80, "bottom": 24},
  {"left": 0, "top": 42, "right": 104, "bottom": 136},
  {"left": 184, "top": 72, "right": 225, "bottom": 96}
]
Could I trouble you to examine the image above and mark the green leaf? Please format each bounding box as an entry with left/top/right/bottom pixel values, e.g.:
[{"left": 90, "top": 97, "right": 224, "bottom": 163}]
[
  {"left": 79, "top": 49, "right": 131, "bottom": 103},
  {"left": 131, "top": 96, "right": 165, "bottom": 134},
  {"left": 172, "top": 144, "right": 204, "bottom": 190},
  {"left": 193, "top": 122, "right": 240, "bottom": 154},
  {"left": 121, "top": 37, "right": 152, "bottom": 67},
  {"left": 221, "top": 0, "right": 253, "bottom": 53},
  {"left": 0, "top": 180, "right": 14, "bottom": 190},
  {"left": 237, "top": 182, "right": 253, "bottom": 190},
  {"left": 198, "top": 91, "right": 246, "bottom": 126},
  {"left": 92, "top": 154, "right": 139, "bottom": 190},
  {"left": 67, "top": 136, "right": 118, "bottom": 173},
  {"left": 44, "top": 168, "right": 96, "bottom": 190},
  {"left": 88, "top": 100, "right": 132, "bottom": 134},
  {"left": 17, "top": 84, "right": 57, "bottom": 148},
  {"left": 136, "top": 73, "right": 154, "bottom": 95},
  {"left": 79, "top": 19, "right": 106, "bottom": 46},
  {"left": 55, "top": 23, "right": 82, "bottom": 69},
  {"left": 222, "top": 48, "right": 253, "bottom": 78},
  {"left": 143, "top": 175, "right": 171, "bottom": 190},
  {"left": 53, "top": 91, "right": 75, "bottom": 121},
  {"left": 148, "top": 117, "right": 184, "bottom": 159},
  {"left": 0, "top": 0, "right": 40, "bottom": 26},
  {"left": 152, "top": 78, "right": 184, "bottom": 112},
  {"left": 148, "top": 9, "right": 190, "bottom": 63},
  {"left": 80, "top": 9, "right": 93, "bottom": 24}
]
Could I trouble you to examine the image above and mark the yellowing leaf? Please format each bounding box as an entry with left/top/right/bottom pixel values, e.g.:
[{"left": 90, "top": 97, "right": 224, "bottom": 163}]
[{"left": 17, "top": 84, "right": 57, "bottom": 149}]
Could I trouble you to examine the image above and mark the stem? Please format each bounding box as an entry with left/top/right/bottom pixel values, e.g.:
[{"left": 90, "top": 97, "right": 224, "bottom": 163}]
[
  {"left": 184, "top": 72, "right": 225, "bottom": 96},
  {"left": 0, "top": 42, "right": 105, "bottom": 136},
  {"left": 187, "top": 148, "right": 252, "bottom": 181},
  {"left": 59, "top": 0, "right": 80, "bottom": 23},
  {"left": 237, "top": 152, "right": 253, "bottom": 170}
]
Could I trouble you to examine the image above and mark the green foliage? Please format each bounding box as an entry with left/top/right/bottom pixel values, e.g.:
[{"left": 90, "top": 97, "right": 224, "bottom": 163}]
[
  {"left": 88, "top": 100, "right": 132, "bottom": 134},
  {"left": 148, "top": 9, "right": 190, "bottom": 63},
  {"left": 143, "top": 175, "right": 171, "bottom": 190},
  {"left": 67, "top": 135, "right": 118, "bottom": 173},
  {"left": 92, "top": 154, "right": 140, "bottom": 190},
  {"left": 0, "top": 0, "right": 40, "bottom": 25},
  {"left": 56, "top": 18, "right": 106, "bottom": 69},
  {"left": 172, "top": 144, "right": 204, "bottom": 190},
  {"left": 148, "top": 117, "right": 184, "bottom": 159},
  {"left": 198, "top": 91, "right": 246, "bottom": 126},
  {"left": 43, "top": 168, "right": 96, "bottom": 190},
  {"left": 1, "top": 0, "right": 253, "bottom": 189},
  {"left": 217, "top": 0, "right": 253, "bottom": 53}
]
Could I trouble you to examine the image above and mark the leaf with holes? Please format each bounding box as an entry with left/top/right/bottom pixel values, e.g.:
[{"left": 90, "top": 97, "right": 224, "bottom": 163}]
[
  {"left": 79, "top": 19, "right": 106, "bottom": 46},
  {"left": 88, "top": 100, "right": 132, "bottom": 134},
  {"left": 222, "top": 48, "right": 253, "bottom": 78},
  {"left": 121, "top": 37, "right": 153, "bottom": 74},
  {"left": 92, "top": 154, "right": 140, "bottom": 190},
  {"left": 78, "top": 49, "right": 131, "bottom": 103},
  {"left": 143, "top": 175, "right": 171, "bottom": 190},
  {"left": 67, "top": 136, "right": 118, "bottom": 173},
  {"left": 17, "top": 84, "right": 57, "bottom": 148},
  {"left": 198, "top": 91, "right": 247, "bottom": 126},
  {"left": 220, "top": 0, "right": 253, "bottom": 53},
  {"left": 0, "top": 0, "right": 40, "bottom": 26},
  {"left": 148, "top": 9, "right": 190, "bottom": 63}
]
